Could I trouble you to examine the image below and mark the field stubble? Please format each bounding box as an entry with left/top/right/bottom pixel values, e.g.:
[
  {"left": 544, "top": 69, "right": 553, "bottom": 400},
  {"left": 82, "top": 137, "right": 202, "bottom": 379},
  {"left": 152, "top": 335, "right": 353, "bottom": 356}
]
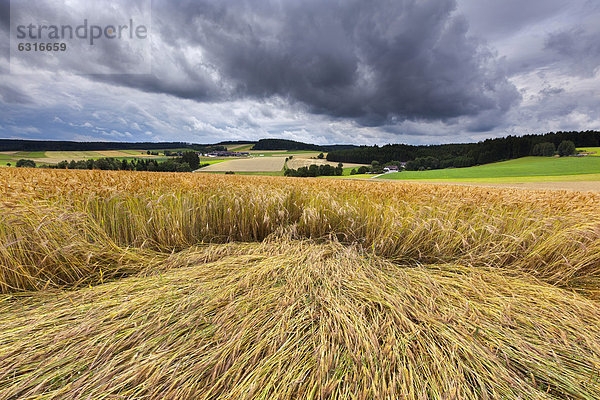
[
  {"left": 199, "top": 157, "right": 286, "bottom": 172},
  {"left": 1, "top": 168, "right": 600, "bottom": 399}
]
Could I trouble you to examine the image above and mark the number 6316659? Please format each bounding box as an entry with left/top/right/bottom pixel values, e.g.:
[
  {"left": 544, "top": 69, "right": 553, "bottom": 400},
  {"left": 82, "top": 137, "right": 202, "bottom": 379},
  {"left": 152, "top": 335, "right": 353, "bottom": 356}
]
[{"left": 17, "top": 43, "right": 67, "bottom": 51}]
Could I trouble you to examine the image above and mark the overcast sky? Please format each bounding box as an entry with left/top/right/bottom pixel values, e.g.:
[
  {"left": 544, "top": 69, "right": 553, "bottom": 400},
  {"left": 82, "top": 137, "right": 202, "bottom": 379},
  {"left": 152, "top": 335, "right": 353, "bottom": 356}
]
[{"left": 1, "top": 0, "right": 599, "bottom": 145}]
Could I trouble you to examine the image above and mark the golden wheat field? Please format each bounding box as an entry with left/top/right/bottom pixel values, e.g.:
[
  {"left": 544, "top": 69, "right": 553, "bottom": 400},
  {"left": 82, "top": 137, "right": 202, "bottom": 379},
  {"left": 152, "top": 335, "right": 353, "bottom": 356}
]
[{"left": 2, "top": 167, "right": 600, "bottom": 399}]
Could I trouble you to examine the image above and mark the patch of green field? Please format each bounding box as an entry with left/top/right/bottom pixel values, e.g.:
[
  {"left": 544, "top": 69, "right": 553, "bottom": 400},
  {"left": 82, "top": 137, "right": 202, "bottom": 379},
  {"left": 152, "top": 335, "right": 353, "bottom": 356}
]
[
  {"left": 578, "top": 147, "right": 600, "bottom": 156},
  {"left": 14, "top": 151, "right": 47, "bottom": 158},
  {"left": 379, "top": 156, "right": 600, "bottom": 182},
  {"left": 120, "top": 150, "right": 148, "bottom": 156},
  {"left": 340, "top": 173, "right": 371, "bottom": 179},
  {"left": 199, "top": 160, "right": 228, "bottom": 165},
  {"left": 198, "top": 157, "right": 228, "bottom": 161}
]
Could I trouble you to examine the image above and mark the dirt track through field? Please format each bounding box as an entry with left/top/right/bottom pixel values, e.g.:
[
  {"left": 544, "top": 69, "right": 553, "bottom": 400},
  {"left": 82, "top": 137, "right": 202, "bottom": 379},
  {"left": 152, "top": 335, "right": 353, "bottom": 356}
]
[
  {"left": 449, "top": 181, "right": 600, "bottom": 192},
  {"left": 368, "top": 179, "right": 600, "bottom": 192}
]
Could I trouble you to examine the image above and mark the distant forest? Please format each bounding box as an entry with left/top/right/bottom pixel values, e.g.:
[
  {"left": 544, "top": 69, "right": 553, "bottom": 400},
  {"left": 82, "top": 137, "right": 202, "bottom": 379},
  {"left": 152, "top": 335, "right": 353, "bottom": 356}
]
[
  {"left": 0, "top": 139, "right": 225, "bottom": 152},
  {"left": 327, "top": 131, "right": 600, "bottom": 169},
  {"left": 252, "top": 139, "right": 357, "bottom": 152},
  {"left": 44, "top": 152, "right": 204, "bottom": 173}
]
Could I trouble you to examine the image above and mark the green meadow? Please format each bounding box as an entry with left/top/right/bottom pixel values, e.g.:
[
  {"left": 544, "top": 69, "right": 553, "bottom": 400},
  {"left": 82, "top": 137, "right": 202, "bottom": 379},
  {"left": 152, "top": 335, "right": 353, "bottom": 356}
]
[
  {"left": 377, "top": 156, "right": 600, "bottom": 182},
  {"left": 579, "top": 147, "right": 600, "bottom": 156},
  {"left": 198, "top": 159, "right": 228, "bottom": 165}
]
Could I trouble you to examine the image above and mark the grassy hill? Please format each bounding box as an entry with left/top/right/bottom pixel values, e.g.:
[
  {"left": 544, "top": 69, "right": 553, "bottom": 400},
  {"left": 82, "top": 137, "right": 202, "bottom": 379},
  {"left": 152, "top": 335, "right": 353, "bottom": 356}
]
[
  {"left": 579, "top": 147, "right": 600, "bottom": 156},
  {"left": 377, "top": 156, "right": 600, "bottom": 182}
]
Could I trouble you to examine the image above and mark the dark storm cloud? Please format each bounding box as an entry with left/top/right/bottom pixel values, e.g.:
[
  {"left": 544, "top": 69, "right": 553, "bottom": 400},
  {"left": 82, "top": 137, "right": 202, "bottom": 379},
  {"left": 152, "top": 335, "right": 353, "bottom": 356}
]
[
  {"left": 97, "top": 0, "right": 520, "bottom": 127},
  {"left": 4, "top": 0, "right": 153, "bottom": 75},
  {"left": 545, "top": 28, "right": 600, "bottom": 78},
  {"left": 0, "top": 0, "right": 8, "bottom": 30},
  {"left": 0, "top": 0, "right": 521, "bottom": 130},
  {"left": 0, "top": 0, "right": 8, "bottom": 72}
]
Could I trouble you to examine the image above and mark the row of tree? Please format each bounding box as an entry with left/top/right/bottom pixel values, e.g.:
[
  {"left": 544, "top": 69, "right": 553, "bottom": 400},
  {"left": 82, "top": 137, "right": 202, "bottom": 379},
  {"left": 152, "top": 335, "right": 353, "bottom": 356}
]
[
  {"left": 49, "top": 158, "right": 198, "bottom": 172},
  {"left": 327, "top": 131, "right": 595, "bottom": 168},
  {"left": 14, "top": 152, "right": 205, "bottom": 172},
  {"left": 284, "top": 163, "right": 344, "bottom": 177},
  {"left": 531, "top": 141, "right": 576, "bottom": 157},
  {"left": 252, "top": 139, "right": 356, "bottom": 152}
]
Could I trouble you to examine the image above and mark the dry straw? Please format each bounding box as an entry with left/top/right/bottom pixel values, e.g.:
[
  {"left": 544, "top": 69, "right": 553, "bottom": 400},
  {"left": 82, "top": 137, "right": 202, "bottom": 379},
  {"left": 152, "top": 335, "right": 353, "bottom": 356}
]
[{"left": 1, "top": 168, "right": 600, "bottom": 398}]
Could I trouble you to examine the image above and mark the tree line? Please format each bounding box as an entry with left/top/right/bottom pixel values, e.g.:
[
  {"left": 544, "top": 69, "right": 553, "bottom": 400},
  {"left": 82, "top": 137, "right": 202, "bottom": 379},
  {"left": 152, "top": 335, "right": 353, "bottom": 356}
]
[
  {"left": 252, "top": 139, "right": 356, "bottom": 152},
  {"left": 327, "top": 131, "right": 597, "bottom": 170},
  {"left": 0, "top": 139, "right": 226, "bottom": 153},
  {"left": 15, "top": 152, "right": 206, "bottom": 172},
  {"left": 284, "top": 163, "right": 344, "bottom": 177}
]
